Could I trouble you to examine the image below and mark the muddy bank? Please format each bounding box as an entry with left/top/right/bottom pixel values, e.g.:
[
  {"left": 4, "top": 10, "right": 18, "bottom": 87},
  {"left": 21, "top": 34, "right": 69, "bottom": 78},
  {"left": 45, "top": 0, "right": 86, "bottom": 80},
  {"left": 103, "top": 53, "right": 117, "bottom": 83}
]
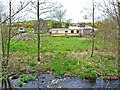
[{"left": 9, "top": 74, "right": 119, "bottom": 89}]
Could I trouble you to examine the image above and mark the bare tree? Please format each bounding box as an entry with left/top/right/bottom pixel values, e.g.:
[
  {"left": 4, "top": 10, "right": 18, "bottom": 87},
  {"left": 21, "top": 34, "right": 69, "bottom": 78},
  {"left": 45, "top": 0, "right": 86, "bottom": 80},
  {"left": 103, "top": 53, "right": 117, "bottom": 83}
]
[
  {"left": 0, "top": 1, "right": 5, "bottom": 58},
  {"left": 0, "top": 1, "right": 9, "bottom": 89},
  {"left": 0, "top": 0, "right": 31, "bottom": 89},
  {"left": 91, "top": 0, "right": 95, "bottom": 57},
  {"left": 51, "top": 2, "right": 66, "bottom": 27},
  {"left": 1, "top": 1, "right": 30, "bottom": 24},
  {"left": 28, "top": 0, "right": 55, "bottom": 19},
  {"left": 29, "top": 0, "right": 57, "bottom": 61},
  {"left": 95, "top": 0, "right": 119, "bottom": 54},
  {"left": 37, "top": 0, "right": 40, "bottom": 61},
  {"left": 117, "top": 1, "right": 120, "bottom": 76},
  {"left": 6, "top": 0, "right": 12, "bottom": 66}
]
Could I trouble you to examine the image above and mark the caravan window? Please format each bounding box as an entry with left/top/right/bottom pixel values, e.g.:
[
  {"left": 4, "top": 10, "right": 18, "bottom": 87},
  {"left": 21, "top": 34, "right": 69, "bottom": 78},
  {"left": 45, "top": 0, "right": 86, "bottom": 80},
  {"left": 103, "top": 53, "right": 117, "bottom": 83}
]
[
  {"left": 71, "top": 30, "right": 74, "bottom": 33},
  {"left": 77, "top": 30, "right": 79, "bottom": 33},
  {"left": 65, "top": 31, "right": 68, "bottom": 33}
]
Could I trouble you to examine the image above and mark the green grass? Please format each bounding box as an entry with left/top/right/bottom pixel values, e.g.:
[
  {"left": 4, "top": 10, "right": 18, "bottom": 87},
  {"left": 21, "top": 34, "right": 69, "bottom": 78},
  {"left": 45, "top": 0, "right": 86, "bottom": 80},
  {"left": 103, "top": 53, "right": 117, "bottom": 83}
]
[
  {"left": 10, "top": 36, "right": 91, "bottom": 55},
  {"left": 43, "top": 52, "right": 118, "bottom": 78},
  {"left": 8, "top": 35, "right": 118, "bottom": 79},
  {"left": 40, "top": 36, "right": 92, "bottom": 52},
  {"left": 10, "top": 39, "right": 37, "bottom": 56},
  {"left": 25, "top": 28, "right": 34, "bottom": 34}
]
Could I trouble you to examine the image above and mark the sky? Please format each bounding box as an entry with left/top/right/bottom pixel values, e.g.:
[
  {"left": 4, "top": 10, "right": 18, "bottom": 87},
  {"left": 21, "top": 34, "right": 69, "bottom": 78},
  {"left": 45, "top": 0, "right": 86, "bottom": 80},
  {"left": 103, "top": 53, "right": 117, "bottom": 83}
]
[
  {"left": 2, "top": 0, "right": 117, "bottom": 23},
  {"left": 49, "top": 0, "right": 104, "bottom": 23},
  {"left": 50, "top": 0, "right": 94, "bottom": 22}
]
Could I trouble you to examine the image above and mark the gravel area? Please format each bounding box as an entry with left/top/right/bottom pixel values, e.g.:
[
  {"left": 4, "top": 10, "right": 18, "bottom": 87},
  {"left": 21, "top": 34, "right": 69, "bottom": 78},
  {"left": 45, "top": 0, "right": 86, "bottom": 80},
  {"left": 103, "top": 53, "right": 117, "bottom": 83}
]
[{"left": 11, "top": 33, "right": 35, "bottom": 40}]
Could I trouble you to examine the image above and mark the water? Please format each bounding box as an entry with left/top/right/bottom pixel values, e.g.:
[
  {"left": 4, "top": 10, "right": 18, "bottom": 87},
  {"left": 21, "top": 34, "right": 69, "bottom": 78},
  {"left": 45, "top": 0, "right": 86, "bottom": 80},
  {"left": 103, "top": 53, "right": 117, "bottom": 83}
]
[{"left": 8, "top": 74, "right": 120, "bottom": 89}]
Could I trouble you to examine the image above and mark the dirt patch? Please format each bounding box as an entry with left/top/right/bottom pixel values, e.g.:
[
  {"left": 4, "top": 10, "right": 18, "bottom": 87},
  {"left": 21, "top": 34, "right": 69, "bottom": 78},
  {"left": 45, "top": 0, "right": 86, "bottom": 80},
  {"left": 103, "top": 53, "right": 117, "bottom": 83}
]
[{"left": 71, "top": 51, "right": 88, "bottom": 55}]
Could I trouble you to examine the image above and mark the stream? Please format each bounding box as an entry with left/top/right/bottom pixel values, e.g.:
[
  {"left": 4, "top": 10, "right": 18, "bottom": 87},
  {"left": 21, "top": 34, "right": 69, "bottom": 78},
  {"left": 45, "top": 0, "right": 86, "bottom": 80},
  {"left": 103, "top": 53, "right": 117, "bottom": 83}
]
[{"left": 9, "top": 74, "right": 119, "bottom": 89}]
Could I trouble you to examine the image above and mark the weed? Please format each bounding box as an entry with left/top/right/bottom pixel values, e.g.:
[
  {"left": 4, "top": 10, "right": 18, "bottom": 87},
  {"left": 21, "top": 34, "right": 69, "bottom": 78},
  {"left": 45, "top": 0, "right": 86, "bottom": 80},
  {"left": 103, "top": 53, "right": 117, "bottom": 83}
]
[
  {"left": 20, "top": 74, "right": 36, "bottom": 83},
  {"left": 26, "top": 61, "right": 36, "bottom": 67},
  {"left": 17, "top": 81, "right": 25, "bottom": 87},
  {"left": 0, "top": 68, "right": 3, "bottom": 72},
  {"left": 104, "top": 55, "right": 116, "bottom": 60}
]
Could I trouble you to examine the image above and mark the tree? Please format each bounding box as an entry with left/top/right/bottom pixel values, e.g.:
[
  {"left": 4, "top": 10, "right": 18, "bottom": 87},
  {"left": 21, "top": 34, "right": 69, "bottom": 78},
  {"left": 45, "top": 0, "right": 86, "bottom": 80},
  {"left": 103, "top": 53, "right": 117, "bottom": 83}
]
[
  {"left": 51, "top": 21, "right": 61, "bottom": 28},
  {"left": 29, "top": 0, "right": 58, "bottom": 61},
  {"left": 0, "top": 0, "right": 30, "bottom": 89},
  {"left": 117, "top": 1, "right": 120, "bottom": 76},
  {"left": 6, "top": 0, "right": 12, "bottom": 66},
  {"left": 28, "top": 0, "right": 55, "bottom": 19},
  {"left": 95, "top": 0, "right": 119, "bottom": 57},
  {"left": 51, "top": 2, "right": 66, "bottom": 27},
  {"left": 37, "top": 0, "right": 40, "bottom": 62},
  {"left": 65, "top": 22, "right": 70, "bottom": 28},
  {"left": 0, "top": 1, "right": 9, "bottom": 88},
  {"left": 0, "top": 1, "right": 5, "bottom": 58},
  {"left": 91, "top": 0, "right": 95, "bottom": 57}
]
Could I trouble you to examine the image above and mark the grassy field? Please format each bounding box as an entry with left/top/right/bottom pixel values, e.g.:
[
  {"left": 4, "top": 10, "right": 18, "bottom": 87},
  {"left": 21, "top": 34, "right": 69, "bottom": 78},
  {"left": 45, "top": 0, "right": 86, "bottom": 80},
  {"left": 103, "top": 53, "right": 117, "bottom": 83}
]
[{"left": 8, "top": 35, "right": 118, "bottom": 79}]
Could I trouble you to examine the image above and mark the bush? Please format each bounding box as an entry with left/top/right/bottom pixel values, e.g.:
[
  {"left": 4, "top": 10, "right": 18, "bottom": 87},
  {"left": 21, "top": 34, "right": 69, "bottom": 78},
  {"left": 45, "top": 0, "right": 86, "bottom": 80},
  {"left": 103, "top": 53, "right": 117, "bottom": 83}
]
[
  {"left": 51, "top": 22, "right": 61, "bottom": 28},
  {"left": 65, "top": 23, "right": 70, "bottom": 28}
]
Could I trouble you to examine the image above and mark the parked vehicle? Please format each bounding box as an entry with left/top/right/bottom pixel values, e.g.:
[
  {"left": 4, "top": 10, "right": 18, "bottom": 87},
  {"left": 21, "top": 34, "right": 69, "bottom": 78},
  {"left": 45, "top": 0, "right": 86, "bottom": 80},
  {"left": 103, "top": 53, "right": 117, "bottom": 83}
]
[{"left": 18, "top": 27, "right": 26, "bottom": 33}]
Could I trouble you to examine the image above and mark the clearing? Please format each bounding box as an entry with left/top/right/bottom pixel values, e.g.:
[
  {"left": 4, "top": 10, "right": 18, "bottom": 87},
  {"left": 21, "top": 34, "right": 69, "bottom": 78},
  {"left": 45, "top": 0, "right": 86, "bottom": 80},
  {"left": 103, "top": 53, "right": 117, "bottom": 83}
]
[{"left": 8, "top": 34, "right": 118, "bottom": 79}]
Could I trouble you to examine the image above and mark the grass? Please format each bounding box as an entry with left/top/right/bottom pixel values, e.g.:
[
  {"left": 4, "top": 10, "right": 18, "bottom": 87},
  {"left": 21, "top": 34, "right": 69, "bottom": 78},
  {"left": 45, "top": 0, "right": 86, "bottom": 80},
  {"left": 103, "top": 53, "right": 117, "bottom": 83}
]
[
  {"left": 40, "top": 36, "right": 92, "bottom": 52},
  {"left": 10, "top": 36, "right": 91, "bottom": 55},
  {"left": 8, "top": 34, "right": 118, "bottom": 79},
  {"left": 43, "top": 52, "right": 118, "bottom": 78},
  {"left": 25, "top": 28, "right": 34, "bottom": 34}
]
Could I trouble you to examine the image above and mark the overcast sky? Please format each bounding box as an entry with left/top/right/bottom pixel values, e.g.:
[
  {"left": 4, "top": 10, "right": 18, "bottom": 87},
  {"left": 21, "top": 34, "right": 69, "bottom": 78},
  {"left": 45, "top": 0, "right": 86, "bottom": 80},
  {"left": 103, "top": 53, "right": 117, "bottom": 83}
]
[
  {"left": 2, "top": 0, "right": 117, "bottom": 23},
  {"left": 50, "top": 0, "right": 92, "bottom": 22},
  {"left": 49, "top": 0, "right": 104, "bottom": 23}
]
